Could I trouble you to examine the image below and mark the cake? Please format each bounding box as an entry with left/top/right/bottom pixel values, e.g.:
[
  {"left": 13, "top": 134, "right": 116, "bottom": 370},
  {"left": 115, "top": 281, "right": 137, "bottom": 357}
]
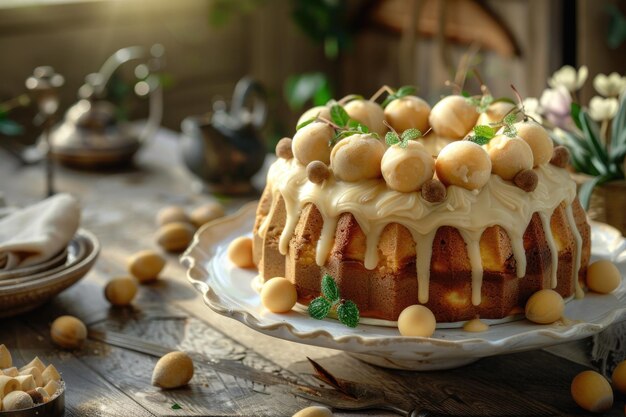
[{"left": 252, "top": 91, "right": 591, "bottom": 323}]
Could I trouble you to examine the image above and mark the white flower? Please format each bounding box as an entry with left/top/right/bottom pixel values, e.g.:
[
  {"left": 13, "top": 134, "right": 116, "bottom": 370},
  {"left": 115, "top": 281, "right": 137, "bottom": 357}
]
[
  {"left": 588, "top": 96, "right": 619, "bottom": 121},
  {"left": 548, "top": 65, "right": 588, "bottom": 92},
  {"left": 540, "top": 86, "right": 574, "bottom": 129},
  {"left": 593, "top": 72, "right": 626, "bottom": 97},
  {"left": 522, "top": 97, "right": 543, "bottom": 123}
]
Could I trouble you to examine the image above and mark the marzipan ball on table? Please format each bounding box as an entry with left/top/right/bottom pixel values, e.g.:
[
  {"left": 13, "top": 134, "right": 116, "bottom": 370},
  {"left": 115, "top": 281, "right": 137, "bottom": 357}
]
[
  {"left": 397, "top": 305, "right": 436, "bottom": 337},
  {"left": 513, "top": 121, "right": 554, "bottom": 166},
  {"left": 227, "top": 236, "right": 255, "bottom": 268},
  {"left": 156, "top": 222, "right": 195, "bottom": 252},
  {"left": 260, "top": 277, "right": 297, "bottom": 313},
  {"left": 586, "top": 260, "right": 621, "bottom": 294},
  {"left": 429, "top": 95, "right": 479, "bottom": 139},
  {"left": 487, "top": 136, "right": 534, "bottom": 180},
  {"left": 344, "top": 99, "right": 387, "bottom": 137},
  {"left": 127, "top": 250, "right": 166, "bottom": 283},
  {"left": 292, "top": 122, "right": 334, "bottom": 166},
  {"left": 190, "top": 202, "right": 225, "bottom": 228},
  {"left": 476, "top": 101, "right": 516, "bottom": 126},
  {"left": 104, "top": 277, "right": 138, "bottom": 306},
  {"left": 296, "top": 105, "right": 331, "bottom": 129},
  {"left": 571, "top": 370, "right": 613, "bottom": 413},
  {"left": 611, "top": 360, "right": 626, "bottom": 394},
  {"left": 156, "top": 205, "right": 189, "bottom": 227},
  {"left": 524, "top": 289, "right": 564, "bottom": 324},
  {"left": 381, "top": 141, "right": 434, "bottom": 192},
  {"left": 330, "top": 134, "right": 385, "bottom": 182},
  {"left": 383, "top": 95, "right": 431, "bottom": 134},
  {"left": 152, "top": 351, "right": 194, "bottom": 389},
  {"left": 50, "top": 315, "right": 87, "bottom": 349},
  {"left": 435, "top": 141, "right": 492, "bottom": 190},
  {"left": 292, "top": 405, "right": 334, "bottom": 417}
]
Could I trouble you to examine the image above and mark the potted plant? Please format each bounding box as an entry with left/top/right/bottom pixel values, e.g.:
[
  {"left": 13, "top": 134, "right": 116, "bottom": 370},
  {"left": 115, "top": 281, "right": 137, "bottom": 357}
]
[{"left": 523, "top": 66, "right": 626, "bottom": 235}]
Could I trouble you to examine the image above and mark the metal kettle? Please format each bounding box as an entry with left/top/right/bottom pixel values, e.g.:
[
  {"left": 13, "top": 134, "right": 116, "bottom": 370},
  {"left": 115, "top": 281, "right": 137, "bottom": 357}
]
[
  {"left": 180, "top": 77, "right": 267, "bottom": 194},
  {"left": 49, "top": 45, "right": 164, "bottom": 168}
]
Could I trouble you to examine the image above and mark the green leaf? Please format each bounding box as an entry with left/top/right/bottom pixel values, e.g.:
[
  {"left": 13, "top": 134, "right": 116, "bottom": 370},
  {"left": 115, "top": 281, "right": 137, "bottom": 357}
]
[
  {"left": 504, "top": 112, "right": 517, "bottom": 126},
  {"left": 502, "top": 123, "right": 517, "bottom": 138},
  {"left": 492, "top": 97, "right": 516, "bottom": 105},
  {"left": 396, "top": 85, "right": 416, "bottom": 98},
  {"left": 296, "top": 117, "right": 316, "bottom": 131},
  {"left": 468, "top": 136, "right": 490, "bottom": 146},
  {"left": 321, "top": 274, "right": 340, "bottom": 302},
  {"left": 284, "top": 72, "right": 333, "bottom": 111},
  {"left": 401, "top": 128, "right": 422, "bottom": 141},
  {"left": 611, "top": 95, "right": 626, "bottom": 151},
  {"left": 330, "top": 104, "right": 350, "bottom": 127},
  {"left": 472, "top": 125, "right": 496, "bottom": 140},
  {"left": 570, "top": 102, "right": 582, "bottom": 130},
  {"left": 579, "top": 111, "right": 609, "bottom": 166},
  {"left": 0, "top": 119, "right": 24, "bottom": 136},
  {"left": 347, "top": 119, "right": 369, "bottom": 133},
  {"left": 308, "top": 297, "right": 332, "bottom": 320},
  {"left": 578, "top": 174, "right": 612, "bottom": 210},
  {"left": 385, "top": 131, "right": 400, "bottom": 146},
  {"left": 171, "top": 403, "right": 182, "bottom": 410},
  {"left": 337, "top": 300, "right": 360, "bottom": 328}
]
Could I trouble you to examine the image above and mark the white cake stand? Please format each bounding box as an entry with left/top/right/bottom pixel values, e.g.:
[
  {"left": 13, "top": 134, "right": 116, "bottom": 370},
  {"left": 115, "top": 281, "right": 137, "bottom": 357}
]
[{"left": 182, "top": 202, "right": 626, "bottom": 370}]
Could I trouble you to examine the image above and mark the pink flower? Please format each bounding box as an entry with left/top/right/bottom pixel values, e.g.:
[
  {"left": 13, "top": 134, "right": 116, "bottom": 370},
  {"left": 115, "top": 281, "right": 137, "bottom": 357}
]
[{"left": 539, "top": 86, "right": 575, "bottom": 130}]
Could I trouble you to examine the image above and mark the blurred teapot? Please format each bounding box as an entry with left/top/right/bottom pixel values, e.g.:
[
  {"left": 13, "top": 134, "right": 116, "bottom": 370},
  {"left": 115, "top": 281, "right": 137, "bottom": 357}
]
[
  {"left": 180, "top": 77, "right": 267, "bottom": 194},
  {"left": 49, "top": 45, "right": 164, "bottom": 168}
]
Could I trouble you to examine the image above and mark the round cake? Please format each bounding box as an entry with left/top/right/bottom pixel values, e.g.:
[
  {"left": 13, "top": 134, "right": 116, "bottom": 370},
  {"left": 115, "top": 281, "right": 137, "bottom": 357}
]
[{"left": 252, "top": 92, "right": 591, "bottom": 323}]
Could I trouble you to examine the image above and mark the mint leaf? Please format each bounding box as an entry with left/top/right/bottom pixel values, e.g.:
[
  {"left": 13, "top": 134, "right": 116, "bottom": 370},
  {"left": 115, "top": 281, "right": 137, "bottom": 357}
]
[
  {"left": 337, "top": 300, "right": 360, "bottom": 328},
  {"left": 472, "top": 125, "right": 496, "bottom": 140},
  {"left": 321, "top": 274, "right": 340, "bottom": 302},
  {"left": 172, "top": 403, "right": 182, "bottom": 410},
  {"left": 308, "top": 297, "right": 332, "bottom": 320},
  {"left": 385, "top": 131, "right": 400, "bottom": 146},
  {"left": 504, "top": 112, "right": 517, "bottom": 126},
  {"left": 401, "top": 128, "right": 422, "bottom": 142},
  {"left": 468, "top": 136, "right": 490, "bottom": 146},
  {"left": 396, "top": 85, "right": 416, "bottom": 98},
  {"left": 348, "top": 119, "right": 370, "bottom": 133},
  {"left": 330, "top": 104, "right": 350, "bottom": 127},
  {"left": 296, "top": 117, "right": 316, "bottom": 131}
]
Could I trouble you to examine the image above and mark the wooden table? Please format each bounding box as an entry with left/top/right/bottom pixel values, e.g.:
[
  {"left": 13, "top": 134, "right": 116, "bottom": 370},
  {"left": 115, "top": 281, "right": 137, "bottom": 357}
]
[{"left": 0, "top": 129, "right": 624, "bottom": 417}]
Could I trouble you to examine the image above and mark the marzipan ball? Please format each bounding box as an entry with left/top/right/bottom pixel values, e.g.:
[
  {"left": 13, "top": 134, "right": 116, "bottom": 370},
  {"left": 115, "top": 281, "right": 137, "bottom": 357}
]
[
  {"left": 435, "top": 141, "right": 492, "bottom": 190},
  {"left": 330, "top": 134, "right": 385, "bottom": 182},
  {"left": 2, "top": 390, "right": 33, "bottom": 412},
  {"left": 571, "top": 370, "right": 613, "bottom": 413},
  {"left": 275, "top": 137, "right": 293, "bottom": 159},
  {"left": 261, "top": 277, "right": 298, "bottom": 313},
  {"left": 156, "top": 206, "right": 189, "bottom": 227},
  {"left": 104, "top": 277, "right": 138, "bottom": 306},
  {"left": 611, "top": 360, "right": 626, "bottom": 394},
  {"left": 514, "top": 121, "right": 553, "bottom": 166},
  {"left": 513, "top": 169, "right": 539, "bottom": 192},
  {"left": 127, "top": 250, "right": 166, "bottom": 283},
  {"left": 384, "top": 96, "right": 431, "bottom": 133},
  {"left": 296, "top": 105, "right": 331, "bottom": 129},
  {"left": 381, "top": 141, "right": 434, "bottom": 192},
  {"left": 525, "top": 289, "right": 564, "bottom": 324},
  {"left": 397, "top": 305, "right": 436, "bottom": 337},
  {"left": 550, "top": 146, "right": 570, "bottom": 168},
  {"left": 292, "top": 122, "right": 334, "bottom": 166},
  {"left": 306, "top": 161, "right": 330, "bottom": 184},
  {"left": 292, "top": 405, "right": 334, "bottom": 417},
  {"left": 50, "top": 316, "right": 87, "bottom": 349},
  {"left": 487, "top": 136, "right": 534, "bottom": 180},
  {"left": 190, "top": 202, "right": 225, "bottom": 228},
  {"left": 156, "top": 222, "right": 195, "bottom": 252},
  {"left": 429, "top": 95, "right": 479, "bottom": 139},
  {"left": 344, "top": 99, "right": 387, "bottom": 137},
  {"left": 227, "top": 236, "right": 255, "bottom": 268},
  {"left": 152, "top": 351, "right": 194, "bottom": 389},
  {"left": 476, "top": 101, "right": 516, "bottom": 126},
  {"left": 586, "top": 260, "right": 621, "bottom": 294},
  {"left": 421, "top": 179, "right": 447, "bottom": 203}
]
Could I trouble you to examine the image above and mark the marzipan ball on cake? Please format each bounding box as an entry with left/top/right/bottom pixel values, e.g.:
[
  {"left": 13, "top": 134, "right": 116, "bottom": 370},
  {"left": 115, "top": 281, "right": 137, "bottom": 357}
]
[
  {"left": 514, "top": 121, "right": 554, "bottom": 166},
  {"left": 435, "top": 141, "right": 492, "bottom": 190},
  {"left": 296, "top": 105, "right": 331, "bottom": 128},
  {"left": 381, "top": 141, "right": 434, "bottom": 192},
  {"left": 429, "top": 95, "right": 479, "bottom": 139},
  {"left": 383, "top": 96, "right": 431, "bottom": 133},
  {"left": 344, "top": 99, "right": 387, "bottom": 137},
  {"left": 330, "top": 134, "right": 385, "bottom": 181},
  {"left": 292, "top": 122, "right": 334, "bottom": 166},
  {"left": 487, "top": 136, "right": 534, "bottom": 180},
  {"left": 476, "top": 101, "right": 516, "bottom": 126}
]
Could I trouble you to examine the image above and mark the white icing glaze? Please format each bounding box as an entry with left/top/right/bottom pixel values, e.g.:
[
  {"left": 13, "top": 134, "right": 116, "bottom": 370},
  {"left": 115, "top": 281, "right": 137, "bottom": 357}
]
[
  {"left": 564, "top": 203, "right": 584, "bottom": 299},
  {"left": 260, "top": 158, "right": 580, "bottom": 306},
  {"left": 539, "top": 211, "right": 559, "bottom": 288}
]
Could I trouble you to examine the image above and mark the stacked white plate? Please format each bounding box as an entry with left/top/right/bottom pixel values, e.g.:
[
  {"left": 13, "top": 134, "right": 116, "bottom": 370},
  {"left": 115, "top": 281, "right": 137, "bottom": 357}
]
[{"left": 0, "top": 213, "right": 100, "bottom": 318}]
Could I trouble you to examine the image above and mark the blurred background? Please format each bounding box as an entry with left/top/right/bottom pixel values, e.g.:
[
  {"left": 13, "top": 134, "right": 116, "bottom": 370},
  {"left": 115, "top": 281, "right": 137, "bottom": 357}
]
[{"left": 0, "top": 0, "right": 624, "bottom": 150}]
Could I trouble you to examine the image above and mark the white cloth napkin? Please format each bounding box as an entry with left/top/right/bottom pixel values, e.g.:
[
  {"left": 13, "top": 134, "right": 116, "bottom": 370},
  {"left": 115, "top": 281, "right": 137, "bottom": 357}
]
[{"left": 0, "top": 193, "right": 80, "bottom": 270}]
